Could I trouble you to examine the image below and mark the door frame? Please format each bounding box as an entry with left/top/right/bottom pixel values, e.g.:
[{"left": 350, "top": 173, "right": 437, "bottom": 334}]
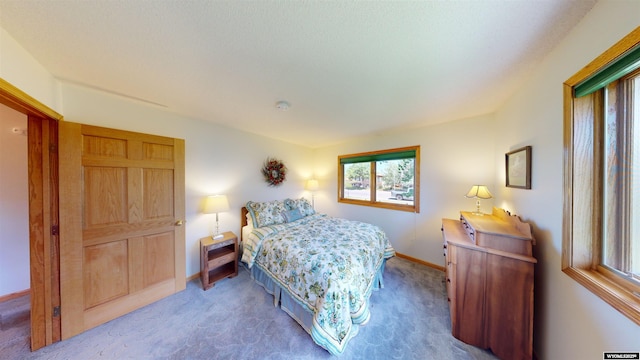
[{"left": 0, "top": 78, "right": 63, "bottom": 350}]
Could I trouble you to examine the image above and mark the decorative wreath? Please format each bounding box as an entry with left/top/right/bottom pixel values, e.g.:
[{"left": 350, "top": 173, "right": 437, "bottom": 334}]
[{"left": 262, "top": 157, "right": 287, "bottom": 186}]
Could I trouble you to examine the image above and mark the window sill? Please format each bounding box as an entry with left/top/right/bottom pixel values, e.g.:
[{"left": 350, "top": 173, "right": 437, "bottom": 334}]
[
  {"left": 338, "top": 198, "right": 419, "bottom": 213},
  {"left": 562, "top": 266, "right": 640, "bottom": 325}
]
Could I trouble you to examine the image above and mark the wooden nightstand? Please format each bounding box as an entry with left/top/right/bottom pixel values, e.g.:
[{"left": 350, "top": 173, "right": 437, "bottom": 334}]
[{"left": 200, "top": 231, "right": 238, "bottom": 290}]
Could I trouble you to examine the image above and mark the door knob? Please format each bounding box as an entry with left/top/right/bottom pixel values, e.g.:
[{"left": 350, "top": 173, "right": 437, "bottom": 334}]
[{"left": 175, "top": 220, "right": 185, "bottom": 226}]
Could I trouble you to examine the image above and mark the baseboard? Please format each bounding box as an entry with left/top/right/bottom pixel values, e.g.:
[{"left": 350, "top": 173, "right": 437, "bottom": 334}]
[
  {"left": 395, "top": 252, "right": 445, "bottom": 272},
  {"left": 186, "top": 273, "right": 200, "bottom": 282},
  {"left": 0, "top": 289, "right": 30, "bottom": 302}
]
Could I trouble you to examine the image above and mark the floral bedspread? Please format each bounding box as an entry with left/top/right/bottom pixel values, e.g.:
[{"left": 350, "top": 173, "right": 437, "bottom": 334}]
[{"left": 241, "top": 214, "right": 395, "bottom": 355}]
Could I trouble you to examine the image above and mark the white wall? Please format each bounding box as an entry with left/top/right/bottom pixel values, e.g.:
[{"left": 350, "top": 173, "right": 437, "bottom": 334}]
[
  {"left": 313, "top": 114, "right": 496, "bottom": 266},
  {"left": 0, "top": 21, "right": 315, "bottom": 288},
  {"left": 60, "top": 83, "right": 314, "bottom": 278},
  {"left": 0, "top": 27, "right": 60, "bottom": 298},
  {"left": 493, "top": 1, "right": 640, "bottom": 358},
  {"left": 0, "top": 103, "right": 29, "bottom": 296},
  {"left": 0, "top": 28, "right": 62, "bottom": 113},
  {"left": 2, "top": 2, "right": 639, "bottom": 355}
]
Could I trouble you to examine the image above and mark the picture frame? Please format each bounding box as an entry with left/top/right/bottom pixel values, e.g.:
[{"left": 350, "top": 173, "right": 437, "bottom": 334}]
[{"left": 505, "top": 146, "right": 531, "bottom": 189}]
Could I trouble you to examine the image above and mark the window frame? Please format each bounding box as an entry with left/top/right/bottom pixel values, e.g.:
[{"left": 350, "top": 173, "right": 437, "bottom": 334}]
[
  {"left": 563, "top": 26, "right": 640, "bottom": 326},
  {"left": 338, "top": 145, "right": 420, "bottom": 213}
]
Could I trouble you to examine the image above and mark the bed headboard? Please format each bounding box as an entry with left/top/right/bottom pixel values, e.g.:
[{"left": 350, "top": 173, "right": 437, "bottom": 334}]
[{"left": 241, "top": 206, "right": 249, "bottom": 242}]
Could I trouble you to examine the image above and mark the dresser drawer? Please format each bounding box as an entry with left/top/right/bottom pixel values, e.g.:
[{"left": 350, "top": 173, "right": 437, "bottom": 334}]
[{"left": 459, "top": 215, "right": 476, "bottom": 243}]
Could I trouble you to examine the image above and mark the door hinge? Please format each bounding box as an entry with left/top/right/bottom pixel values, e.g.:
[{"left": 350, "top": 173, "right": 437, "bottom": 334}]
[
  {"left": 51, "top": 225, "right": 59, "bottom": 236},
  {"left": 53, "top": 306, "right": 60, "bottom": 317}
]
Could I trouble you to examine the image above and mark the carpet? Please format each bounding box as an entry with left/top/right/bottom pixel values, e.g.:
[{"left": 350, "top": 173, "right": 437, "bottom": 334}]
[{"left": 1, "top": 257, "right": 497, "bottom": 359}]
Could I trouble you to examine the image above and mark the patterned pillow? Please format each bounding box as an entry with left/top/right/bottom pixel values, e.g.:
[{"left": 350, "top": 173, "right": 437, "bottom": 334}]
[
  {"left": 283, "top": 198, "right": 297, "bottom": 211},
  {"left": 246, "top": 200, "right": 287, "bottom": 228},
  {"left": 286, "top": 197, "right": 315, "bottom": 217},
  {"left": 298, "top": 198, "right": 315, "bottom": 216}
]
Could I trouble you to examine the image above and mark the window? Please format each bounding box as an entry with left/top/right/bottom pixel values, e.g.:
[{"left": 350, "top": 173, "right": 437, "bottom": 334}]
[
  {"left": 338, "top": 146, "right": 419, "bottom": 213},
  {"left": 602, "top": 71, "right": 640, "bottom": 286},
  {"left": 563, "top": 27, "right": 640, "bottom": 325}
]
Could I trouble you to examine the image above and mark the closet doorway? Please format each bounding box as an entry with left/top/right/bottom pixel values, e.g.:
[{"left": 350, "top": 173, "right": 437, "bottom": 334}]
[
  {"left": 0, "top": 103, "right": 29, "bottom": 331},
  {"left": 0, "top": 78, "right": 62, "bottom": 351}
]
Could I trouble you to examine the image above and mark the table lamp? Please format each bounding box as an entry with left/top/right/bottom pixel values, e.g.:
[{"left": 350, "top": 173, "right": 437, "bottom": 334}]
[
  {"left": 465, "top": 185, "right": 492, "bottom": 215},
  {"left": 306, "top": 179, "right": 319, "bottom": 208},
  {"left": 204, "top": 194, "right": 230, "bottom": 239}
]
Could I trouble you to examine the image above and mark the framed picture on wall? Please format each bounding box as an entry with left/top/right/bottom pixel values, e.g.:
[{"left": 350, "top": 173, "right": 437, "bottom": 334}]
[{"left": 505, "top": 146, "right": 531, "bottom": 189}]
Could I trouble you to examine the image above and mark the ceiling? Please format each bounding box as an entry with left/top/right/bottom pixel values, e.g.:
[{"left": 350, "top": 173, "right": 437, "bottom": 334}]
[{"left": 0, "top": 1, "right": 597, "bottom": 148}]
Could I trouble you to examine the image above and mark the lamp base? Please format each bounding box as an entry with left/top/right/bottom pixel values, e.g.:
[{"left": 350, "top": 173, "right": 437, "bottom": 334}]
[
  {"left": 473, "top": 199, "right": 484, "bottom": 216},
  {"left": 212, "top": 216, "right": 224, "bottom": 239}
]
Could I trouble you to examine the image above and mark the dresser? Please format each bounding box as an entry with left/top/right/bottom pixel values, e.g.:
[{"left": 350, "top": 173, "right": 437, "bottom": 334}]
[{"left": 442, "top": 207, "right": 536, "bottom": 360}]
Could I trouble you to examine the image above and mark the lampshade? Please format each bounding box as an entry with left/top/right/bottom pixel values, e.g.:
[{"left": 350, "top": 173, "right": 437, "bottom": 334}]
[
  {"left": 203, "top": 195, "right": 230, "bottom": 214},
  {"left": 465, "top": 185, "right": 493, "bottom": 199},
  {"left": 306, "top": 179, "right": 319, "bottom": 191}
]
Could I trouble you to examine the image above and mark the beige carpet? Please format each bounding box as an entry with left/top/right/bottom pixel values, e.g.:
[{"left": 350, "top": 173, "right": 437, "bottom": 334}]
[{"left": 1, "top": 257, "right": 497, "bottom": 360}]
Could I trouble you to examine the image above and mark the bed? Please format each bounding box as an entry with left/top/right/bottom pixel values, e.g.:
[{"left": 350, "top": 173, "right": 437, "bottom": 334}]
[{"left": 240, "top": 198, "right": 395, "bottom": 355}]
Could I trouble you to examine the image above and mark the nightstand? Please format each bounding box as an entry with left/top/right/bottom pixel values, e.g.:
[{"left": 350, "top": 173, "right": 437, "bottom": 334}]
[{"left": 200, "top": 231, "right": 238, "bottom": 290}]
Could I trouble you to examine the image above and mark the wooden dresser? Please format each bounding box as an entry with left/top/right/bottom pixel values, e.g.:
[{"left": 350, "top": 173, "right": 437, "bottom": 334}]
[{"left": 442, "top": 207, "right": 536, "bottom": 360}]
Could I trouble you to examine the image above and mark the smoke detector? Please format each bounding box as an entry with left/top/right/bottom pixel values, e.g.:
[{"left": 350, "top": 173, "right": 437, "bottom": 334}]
[{"left": 275, "top": 101, "right": 290, "bottom": 111}]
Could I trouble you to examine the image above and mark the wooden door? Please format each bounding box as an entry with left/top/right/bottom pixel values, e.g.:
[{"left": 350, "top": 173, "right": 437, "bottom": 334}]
[{"left": 58, "top": 122, "right": 185, "bottom": 339}]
